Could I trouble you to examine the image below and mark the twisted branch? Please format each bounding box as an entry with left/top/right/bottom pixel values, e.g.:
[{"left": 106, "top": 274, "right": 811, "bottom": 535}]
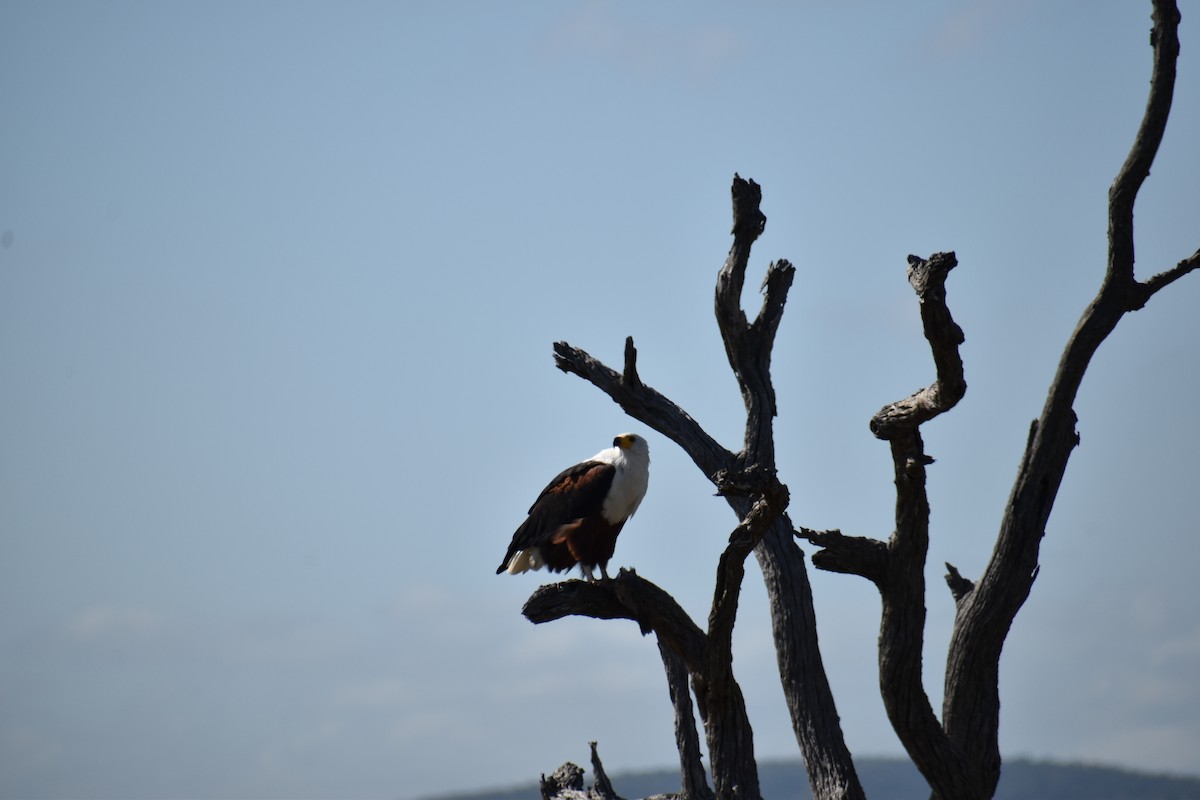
[
  {"left": 796, "top": 527, "right": 887, "bottom": 585},
  {"left": 553, "top": 338, "right": 731, "bottom": 482},
  {"left": 869, "top": 252, "right": 966, "bottom": 440},
  {"left": 538, "top": 175, "right": 864, "bottom": 800},
  {"left": 941, "top": 5, "right": 1197, "bottom": 798}
]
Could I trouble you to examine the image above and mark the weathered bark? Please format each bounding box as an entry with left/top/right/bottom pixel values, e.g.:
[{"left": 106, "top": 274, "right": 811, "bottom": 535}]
[
  {"left": 591, "top": 742, "right": 623, "bottom": 800},
  {"left": 802, "top": 252, "right": 974, "bottom": 798},
  {"left": 657, "top": 640, "right": 714, "bottom": 800},
  {"left": 550, "top": 176, "right": 864, "bottom": 800},
  {"left": 541, "top": 762, "right": 586, "bottom": 800},
  {"left": 715, "top": 178, "right": 865, "bottom": 800},
  {"left": 523, "top": 571, "right": 707, "bottom": 674},
  {"left": 868, "top": 254, "right": 975, "bottom": 799},
  {"left": 941, "top": 4, "right": 1198, "bottom": 797},
  {"left": 522, "top": 486, "right": 789, "bottom": 800},
  {"left": 523, "top": 565, "right": 760, "bottom": 800},
  {"left": 538, "top": 746, "right": 638, "bottom": 800},
  {"left": 800, "top": 3, "right": 1197, "bottom": 799},
  {"left": 522, "top": 5, "right": 1196, "bottom": 799},
  {"left": 754, "top": 519, "right": 864, "bottom": 800}
]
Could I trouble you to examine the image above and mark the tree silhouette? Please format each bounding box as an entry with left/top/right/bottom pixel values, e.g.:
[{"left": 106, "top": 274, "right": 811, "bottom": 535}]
[{"left": 519, "top": 3, "right": 1198, "bottom": 799}]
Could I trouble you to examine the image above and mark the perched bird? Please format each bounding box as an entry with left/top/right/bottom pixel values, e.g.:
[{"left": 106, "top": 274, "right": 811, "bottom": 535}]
[{"left": 496, "top": 433, "right": 650, "bottom": 582}]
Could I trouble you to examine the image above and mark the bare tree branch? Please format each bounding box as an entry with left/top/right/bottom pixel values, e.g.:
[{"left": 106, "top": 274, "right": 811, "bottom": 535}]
[
  {"left": 524, "top": 474, "right": 783, "bottom": 800},
  {"left": 802, "top": 246, "right": 974, "bottom": 796},
  {"left": 944, "top": 563, "right": 975, "bottom": 605},
  {"left": 1108, "top": 0, "right": 1182, "bottom": 291},
  {"left": 709, "top": 483, "right": 789, "bottom": 655},
  {"left": 524, "top": 6, "right": 1195, "bottom": 800},
  {"left": 590, "top": 742, "right": 623, "bottom": 800},
  {"left": 1134, "top": 248, "right": 1200, "bottom": 308},
  {"left": 795, "top": 527, "right": 887, "bottom": 585},
  {"left": 547, "top": 175, "right": 865, "bottom": 800},
  {"left": 869, "top": 252, "right": 966, "bottom": 440},
  {"left": 522, "top": 564, "right": 761, "bottom": 800},
  {"left": 942, "top": 5, "right": 1195, "bottom": 798},
  {"left": 713, "top": 176, "right": 864, "bottom": 800},
  {"left": 859, "top": 251, "right": 976, "bottom": 798},
  {"left": 522, "top": 571, "right": 707, "bottom": 675},
  {"left": 553, "top": 339, "right": 732, "bottom": 482},
  {"left": 539, "top": 749, "right": 633, "bottom": 800},
  {"left": 715, "top": 175, "right": 794, "bottom": 463},
  {"left": 657, "top": 640, "right": 714, "bottom": 800}
]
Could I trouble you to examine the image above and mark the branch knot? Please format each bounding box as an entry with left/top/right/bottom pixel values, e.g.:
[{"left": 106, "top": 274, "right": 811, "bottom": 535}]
[{"left": 712, "top": 463, "right": 776, "bottom": 498}]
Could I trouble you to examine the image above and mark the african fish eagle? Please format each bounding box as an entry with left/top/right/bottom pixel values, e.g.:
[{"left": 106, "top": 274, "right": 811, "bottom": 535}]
[{"left": 496, "top": 433, "right": 650, "bottom": 582}]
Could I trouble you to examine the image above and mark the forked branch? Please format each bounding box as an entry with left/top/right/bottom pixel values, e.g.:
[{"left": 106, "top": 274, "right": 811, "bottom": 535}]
[
  {"left": 553, "top": 338, "right": 732, "bottom": 483},
  {"left": 540, "top": 175, "right": 864, "bottom": 800},
  {"left": 529, "top": 5, "right": 1196, "bottom": 800},
  {"left": 942, "top": 4, "right": 1197, "bottom": 799}
]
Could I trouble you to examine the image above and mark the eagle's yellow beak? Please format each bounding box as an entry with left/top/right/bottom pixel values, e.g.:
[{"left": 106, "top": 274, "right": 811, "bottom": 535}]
[{"left": 613, "top": 434, "right": 634, "bottom": 449}]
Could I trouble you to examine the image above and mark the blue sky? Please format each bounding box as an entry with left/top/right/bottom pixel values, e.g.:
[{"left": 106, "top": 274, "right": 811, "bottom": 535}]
[{"left": 2, "top": 2, "right": 1198, "bottom": 799}]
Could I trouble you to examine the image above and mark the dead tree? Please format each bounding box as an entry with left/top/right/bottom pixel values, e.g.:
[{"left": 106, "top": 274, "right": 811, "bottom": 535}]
[{"left": 520, "top": 2, "right": 1198, "bottom": 799}]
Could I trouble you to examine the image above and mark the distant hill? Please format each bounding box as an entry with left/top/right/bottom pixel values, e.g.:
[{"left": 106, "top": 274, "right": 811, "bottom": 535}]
[{"left": 424, "top": 757, "right": 1200, "bottom": 800}]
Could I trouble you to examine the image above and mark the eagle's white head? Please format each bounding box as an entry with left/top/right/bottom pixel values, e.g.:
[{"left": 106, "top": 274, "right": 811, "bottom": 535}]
[{"left": 613, "top": 432, "right": 649, "bottom": 461}]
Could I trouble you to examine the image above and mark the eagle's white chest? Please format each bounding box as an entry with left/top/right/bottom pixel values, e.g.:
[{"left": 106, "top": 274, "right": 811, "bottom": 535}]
[{"left": 599, "top": 450, "right": 649, "bottom": 525}]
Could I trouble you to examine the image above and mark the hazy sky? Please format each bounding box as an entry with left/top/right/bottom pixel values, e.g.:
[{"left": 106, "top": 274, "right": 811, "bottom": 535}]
[{"left": 2, "top": 2, "right": 1198, "bottom": 799}]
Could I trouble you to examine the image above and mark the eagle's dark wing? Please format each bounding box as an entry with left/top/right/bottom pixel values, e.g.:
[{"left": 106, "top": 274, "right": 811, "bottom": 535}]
[{"left": 496, "top": 460, "right": 615, "bottom": 574}]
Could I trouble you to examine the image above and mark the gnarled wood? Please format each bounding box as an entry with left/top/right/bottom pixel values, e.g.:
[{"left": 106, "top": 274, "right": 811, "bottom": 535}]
[
  {"left": 544, "top": 175, "right": 864, "bottom": 800},
  {"left": 943, "top": 4, "right": 1197, "bottom": 797},
  {"left": 519, "top": 7, "right": 1196, "bottom": 798},
  {"left": 657, "top": 640, "right": 714, "bottom": 800},
  {"left": 523, "top": 563, "right": 761, "bottom": 800}
]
